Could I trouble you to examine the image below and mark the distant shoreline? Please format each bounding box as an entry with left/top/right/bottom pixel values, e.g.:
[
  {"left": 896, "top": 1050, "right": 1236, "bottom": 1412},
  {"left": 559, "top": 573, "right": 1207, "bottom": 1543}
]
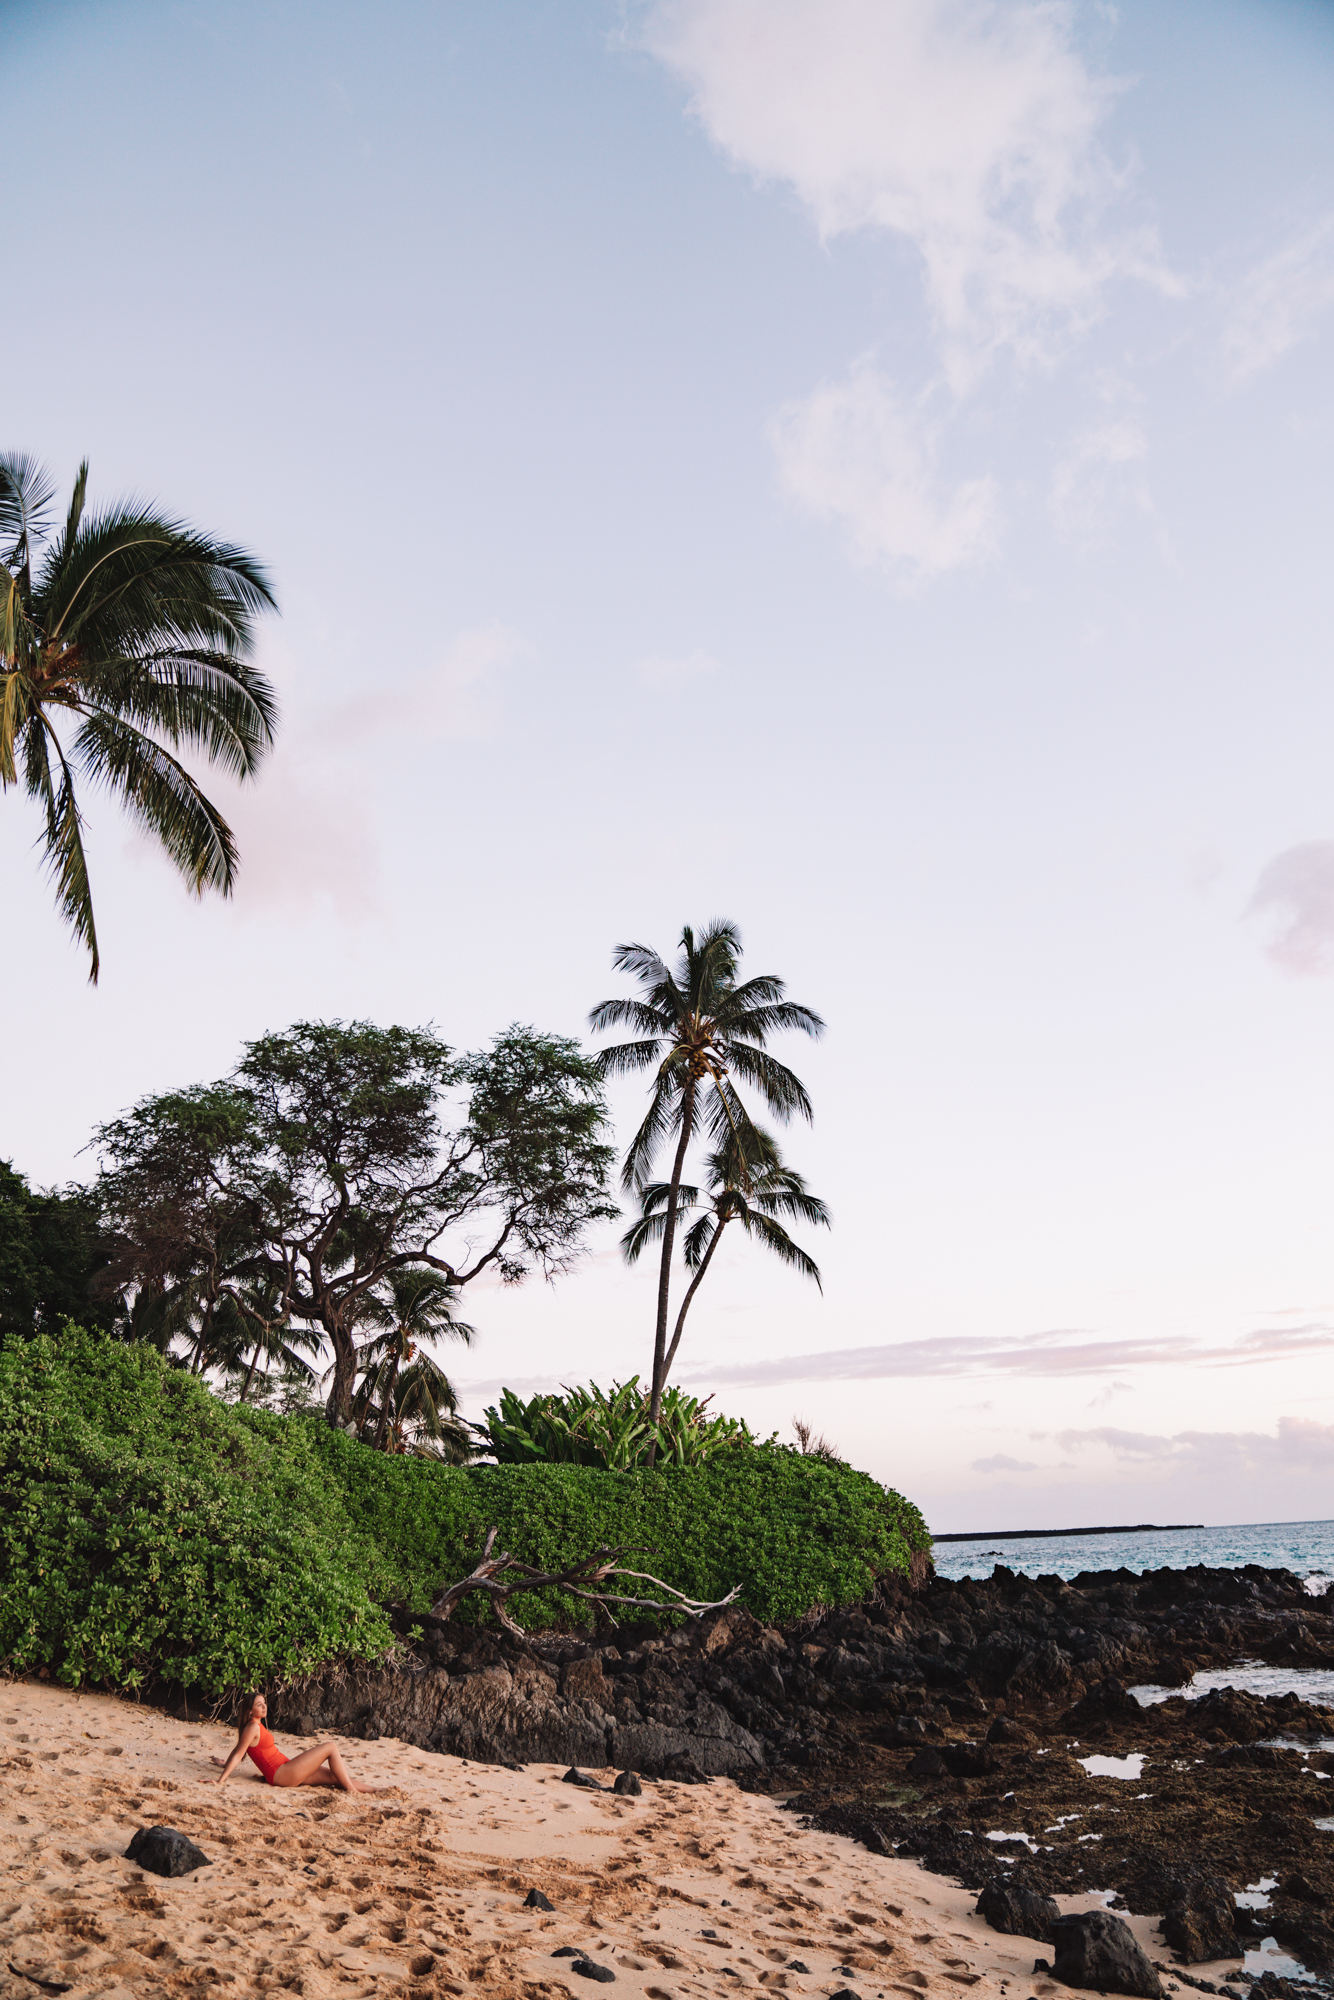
[{"left": 931, "top": 1521, "right": 1205, "bottom": 1544}]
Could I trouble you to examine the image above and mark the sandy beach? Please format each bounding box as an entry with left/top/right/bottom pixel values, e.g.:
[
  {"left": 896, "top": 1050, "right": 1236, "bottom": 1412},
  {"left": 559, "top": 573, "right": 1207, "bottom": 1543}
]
[{"left": 0, "top": 1681, "right": 1198, "bottom": 2000}]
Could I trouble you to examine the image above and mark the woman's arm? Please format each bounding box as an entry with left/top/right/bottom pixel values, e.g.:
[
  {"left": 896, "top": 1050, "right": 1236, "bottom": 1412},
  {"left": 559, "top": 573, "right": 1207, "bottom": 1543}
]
[{"left": 209, "top": 1723, "right": 258, "bottom": 1784}]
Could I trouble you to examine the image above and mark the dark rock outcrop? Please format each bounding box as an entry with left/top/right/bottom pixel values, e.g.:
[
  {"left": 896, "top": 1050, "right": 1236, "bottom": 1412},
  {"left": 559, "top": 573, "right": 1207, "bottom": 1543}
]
[
  {"left": 1049, "top": 1912, "right": 1164, "bottom": 1998},
  {"left": 975, "top": 1882, "right": 1060, "bottom": 1941}
]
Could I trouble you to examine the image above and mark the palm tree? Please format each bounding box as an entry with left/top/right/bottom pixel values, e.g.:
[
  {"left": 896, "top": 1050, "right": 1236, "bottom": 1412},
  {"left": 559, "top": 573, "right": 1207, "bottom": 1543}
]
[
  {"left": 589, "top": 919, "right": 823, "bottom": 1424},
  {"left": 0, "top": 452, "right": 277, "bottom": 981},
  {"left": 622, "top": 1126, "right": 829, "bottom": 1386},
  {"left": 350, "top": 1269, "right": 475, "bottom": 1458}
]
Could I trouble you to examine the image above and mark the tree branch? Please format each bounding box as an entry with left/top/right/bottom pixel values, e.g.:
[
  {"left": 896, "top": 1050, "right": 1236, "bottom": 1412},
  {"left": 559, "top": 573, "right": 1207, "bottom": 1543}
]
[{"left": 425, "top": 1529, "right": 741, "bottom": 1635}]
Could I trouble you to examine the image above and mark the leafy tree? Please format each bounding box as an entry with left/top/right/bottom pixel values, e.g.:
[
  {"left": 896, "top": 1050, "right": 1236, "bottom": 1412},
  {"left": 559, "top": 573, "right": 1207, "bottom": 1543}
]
[
  {"left": 0, "top": 1159, "right": 120, "bottom": 1343},
  {"left": 350, "top": 1269, "right": 474, "bottom": 1458},
  {"left": 622, "top": 1126, "right": 829, "bottom": 1386},
  {"left": 95, "top": 1019, "right": 617, "bottom": 1424},
  {"left": 589, "top": 920, "right": 823, "bottom": 1425},
  {"left": 0, "top": 452, "right": 277, "bottom": 981}
]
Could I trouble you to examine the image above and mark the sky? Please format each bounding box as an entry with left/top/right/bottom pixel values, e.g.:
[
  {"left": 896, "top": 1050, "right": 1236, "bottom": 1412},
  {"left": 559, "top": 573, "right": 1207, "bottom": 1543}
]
[{"left": 6, "top": 0, "right": 1334, "bottom": 1532}]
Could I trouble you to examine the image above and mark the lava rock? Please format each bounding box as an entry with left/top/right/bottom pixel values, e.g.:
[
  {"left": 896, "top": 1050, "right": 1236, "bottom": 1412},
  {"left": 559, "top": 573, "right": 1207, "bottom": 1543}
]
[
  {"left": 1050, "top": 1911, "right": 1165, "bottom": 1998},
  {"left": 907, "top": 1747, "right": 948, "bottom": 1778},
  {"left": 124, "top": 1826, "right": 210, "bottom": 1878},
  {"left": 1279, "top": 1875, "right": 1323, "bottom": 1906},
  {"left": 976, "top": 1882, "right": 1060, "bottom": 1942},
  {"left": 562, "top": 1767, "right": 609, "bottom": 1791},
  {"left": 1160, "top": 1877, "right": 1240, "bottom": 1965},
  {"left": 660, "top": 1751, "right": 709, "bottom": 1784},
  {"left": 1063, "top": 1677, "right": 1143, "bottom": 1729},
  {"left": 829, "top": 1990, "right": 862, "bottom": 1999},
  {"left": 552, "top": 1947, "right": 582, "bottom": 1957},
  {"left": 787, "top": 1962, "right": 811, "bottom": 1974},
  {"left": 613, "top": 1770, "right": 642, "bottom": 1795},
  {"left": 940, "top": 1743, "right": 999, "bottom": 1778},
  {"left": 572, "top": 1959, "right": 616, "bottom": 1982},
  {"left": 523, "top": 1889, "right": 555, "bottom": 1910},
  {"left": 985, "top": 1715, "right": 1035, "bottom": 1746}
]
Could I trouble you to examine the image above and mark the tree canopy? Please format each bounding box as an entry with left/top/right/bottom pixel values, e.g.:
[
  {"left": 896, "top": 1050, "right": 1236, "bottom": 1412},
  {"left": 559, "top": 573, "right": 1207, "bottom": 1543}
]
[
  {"left": 0, "top": 1160, "right": 120, "bottom": 1345},
  {"left": 95, "top": 1019, "right": 617, "bottom": 1422}
]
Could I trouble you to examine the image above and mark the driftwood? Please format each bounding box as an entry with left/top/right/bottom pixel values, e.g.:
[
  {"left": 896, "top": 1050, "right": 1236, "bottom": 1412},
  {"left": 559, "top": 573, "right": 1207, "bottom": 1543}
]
[{"left": 426, "top": 1526, "right": 742, "bottom": 1638}]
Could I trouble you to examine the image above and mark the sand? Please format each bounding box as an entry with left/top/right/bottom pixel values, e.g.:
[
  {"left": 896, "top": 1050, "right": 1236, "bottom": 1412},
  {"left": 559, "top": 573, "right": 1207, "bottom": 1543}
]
[{"left": 0, "top": 1681, "right": 1179, "bottom": 2000}]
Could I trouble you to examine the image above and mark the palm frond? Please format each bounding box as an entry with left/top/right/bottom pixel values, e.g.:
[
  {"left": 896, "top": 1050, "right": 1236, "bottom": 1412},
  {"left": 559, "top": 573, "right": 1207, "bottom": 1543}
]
[
  {"left": 0, "top": 453, "right": 56, "bottom": 584},
  {"left": 74, "top": 710, "right": 237, "bottom": 896},
  {"left": 717, "top": 1041, "right": 815, "bottom": 1122},
  {"left": 736, "top": 1209, "right": 823, "bottom": 1287},
  {"left": 714, "top": 997, "right": 826, "bottom": 1043},
  {"left": 93, "top": 648, "right": 276, "bottom": 779},
  {"left": 590, "top": 1033, "right": 664, "bottom": 1079},
  {"left": 24, "top": 715, "right": 100, "bottom": 981},
  {"left": 38, "top": 504, "right": 276, "bottom": 655},
  {"left": 587, "top": 996, "right": 669, "bottom": 1037}
]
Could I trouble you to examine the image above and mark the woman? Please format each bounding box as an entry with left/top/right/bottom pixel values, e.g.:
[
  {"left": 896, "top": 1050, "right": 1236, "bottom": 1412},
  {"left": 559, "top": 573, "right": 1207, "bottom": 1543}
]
[{"left": 209, "top": 1694, "right": 374, "bottom": 1792}]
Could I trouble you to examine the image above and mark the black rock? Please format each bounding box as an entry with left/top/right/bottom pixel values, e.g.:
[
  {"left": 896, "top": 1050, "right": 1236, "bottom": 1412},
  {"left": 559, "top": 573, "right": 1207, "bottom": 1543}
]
[
  {"left": 787, "top": 1960, "right": 811, "bottom": 1973},
  {"left": 552, "top": 1946, "right": 582, "bottom": 1957},
  {"left": 123, "top": 1826, "right": 210, "bottom": 1878},
  {"left": 907, "top": 1747, "right": 948, "bottom": 1778},
  {"left": 661, "top": 1751, "right": 709, "bottom": 1784},
  {"left": 986, "top": 1715, "right": 1035, "bottom": 1745},
  {"left": 1160, "top": 1878, "right": 1239, "bottom": 1965},
  {"left": 1050, "top": 1912, "right": 1164, "bottom": 1998},
  {"left": 524, "top": 1889, "right": 555, "bottom": 1910},
  {"left": 1279, "top": 1874, "right": 1323, "bottom": 1906},
  {"left": 1246, "top": 1978, "right": 1304, "bottom": 2000},
  {"left": 976, "top": 1883, "right": 1060, "bottom": 1943},
  {"left": 562, "top": 1767, "right": 609, "bottom": 1790},
  {"left": 572, "top": 1959, "right": 616, "bottom": 1982},
  {"left": 940, "top": 1742, "right": 999, "bottom": 1777},
  {"left": 829, "top": 1990, "right": 861, "bottom": 1999},
  {"left": 613, "top": 1770, "right": 642, "bottom": 1796}
]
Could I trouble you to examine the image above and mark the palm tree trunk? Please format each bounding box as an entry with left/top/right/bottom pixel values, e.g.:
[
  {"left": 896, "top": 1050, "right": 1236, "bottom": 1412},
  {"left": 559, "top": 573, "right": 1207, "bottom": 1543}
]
[
  {"left": 239, "top": 1342, "right": 263, "bottom": 1403},
  {"left": 651, "top": 1077, "right": 697, "bottom": 1431},
  {"left": 374, "top": 1349, "right": 400, "bottom": 1452},
  {"left": 661, "top": 1214, "right": 730, "bottom": 1388}
]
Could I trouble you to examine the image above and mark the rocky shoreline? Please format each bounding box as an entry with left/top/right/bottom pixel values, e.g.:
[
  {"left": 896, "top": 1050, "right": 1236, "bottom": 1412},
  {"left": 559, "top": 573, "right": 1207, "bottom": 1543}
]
[{"left": 252, "top": 1560, "right": 1334, "bottom": 1991}]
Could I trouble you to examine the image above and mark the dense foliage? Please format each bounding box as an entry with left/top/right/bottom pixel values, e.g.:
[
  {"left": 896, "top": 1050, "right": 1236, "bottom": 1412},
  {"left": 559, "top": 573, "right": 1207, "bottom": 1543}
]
[
  {"left": 477, "top": 1378, "right": 764, "bottom": 1468},
  {"left": 95, "top": 1019, "right": 616, "bottom": 1421},
  {"left": 0, "top": 1161, "right": 120, "bottom": 1343},
  {"left": 0, "top": 1332, "right": 930, "bottom": 1693}
]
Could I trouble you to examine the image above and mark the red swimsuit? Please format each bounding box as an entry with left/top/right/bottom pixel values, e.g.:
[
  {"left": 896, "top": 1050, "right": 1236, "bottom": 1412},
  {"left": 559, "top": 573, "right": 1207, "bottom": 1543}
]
[{"left": 247, "top": 1725, "right": 289, "bottom": 1785}]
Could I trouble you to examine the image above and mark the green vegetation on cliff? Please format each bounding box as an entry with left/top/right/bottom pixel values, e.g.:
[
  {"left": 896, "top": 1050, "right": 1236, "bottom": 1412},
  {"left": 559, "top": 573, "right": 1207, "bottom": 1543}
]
[{"left": 0, "top": 1331, "right": 930, "bottom": 1694}]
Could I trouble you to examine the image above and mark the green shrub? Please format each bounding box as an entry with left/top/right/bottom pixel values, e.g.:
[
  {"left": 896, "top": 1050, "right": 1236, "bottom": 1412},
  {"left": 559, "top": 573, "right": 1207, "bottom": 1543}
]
[
  {"left": 476, "top": 1377, "right": 765, "bottom": 1467},
  {"left": 0, "top": 1330, "right": 931, "bottom": 1693}
]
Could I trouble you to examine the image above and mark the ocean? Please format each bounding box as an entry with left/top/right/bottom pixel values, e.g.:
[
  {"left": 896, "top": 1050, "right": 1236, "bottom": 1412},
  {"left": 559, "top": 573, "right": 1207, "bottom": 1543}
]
[{"left": 931, "top": 1517, "right": 1334, "bottom": 1591}]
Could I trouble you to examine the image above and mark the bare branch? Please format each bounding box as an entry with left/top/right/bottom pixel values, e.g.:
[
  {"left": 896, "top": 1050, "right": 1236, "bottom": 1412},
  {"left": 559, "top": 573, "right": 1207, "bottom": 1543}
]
[{"left": 425, "top": 1531, "right": 741, "bottom": 1632}]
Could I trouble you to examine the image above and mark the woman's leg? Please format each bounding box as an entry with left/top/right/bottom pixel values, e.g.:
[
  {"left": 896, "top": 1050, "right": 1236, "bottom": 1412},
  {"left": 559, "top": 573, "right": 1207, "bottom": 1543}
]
[{"left": 273, "top": 1742, "right": 372, "bottom": 1793}]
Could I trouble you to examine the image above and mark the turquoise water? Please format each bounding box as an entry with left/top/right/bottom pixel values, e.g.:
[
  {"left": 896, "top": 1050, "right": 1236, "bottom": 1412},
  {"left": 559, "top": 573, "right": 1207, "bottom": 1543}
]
[{"left": 930, "top": 1517, "right": 1334, "bottom": 1586}]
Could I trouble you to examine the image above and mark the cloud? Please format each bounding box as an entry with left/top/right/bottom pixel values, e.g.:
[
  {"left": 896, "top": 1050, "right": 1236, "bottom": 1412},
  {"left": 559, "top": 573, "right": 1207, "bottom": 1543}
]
[
  {"left": 1225, "top": 218, "right": 1334, "bottom": 385},
  {"left": 1049, "top": 416, "right": 1149, "bottom": 547},
  {"left": 645, "top": 0, "right": 1166, "bottom": 387},
  {"left": 317, "top": 621, "right": 529, "bottom": 747},
  {"left": 634, "top": 649, "right": 720, "bottom": 688},
  {"left": 1248, "top": 841, "right": 1334, "bottom": 976},
  {"left": 972, "top": 1452, "right": 1039, "bottom": 1474},
  {"left": 1086, "top": 1378, "right": 1134, "bottom": 1410},
  {"left": 769, "top": 362, "right": 999, "bottom": 578},
  {"left": 1057, "top": 1415, "right": 1334, "bottom": 1479},
  {"left": 682, "top": 1320, "right": 1334, "bottom": 1390},
  {"left": 208, "top": 622, "right": 530, "bottom": 922}
]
